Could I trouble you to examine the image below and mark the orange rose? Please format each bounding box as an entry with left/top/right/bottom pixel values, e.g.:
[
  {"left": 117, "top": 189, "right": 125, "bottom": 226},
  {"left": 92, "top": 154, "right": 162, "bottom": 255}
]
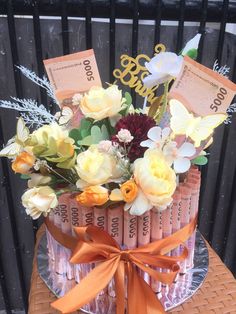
[
  {"left": 120, "top": 180, "right": 138, "bottom": 203},
  {"left": 12, "top": 152, "right": 35, "bottom": 174},
  {"left": 76, "top": 186, "right": 109, "bottom": 207}
]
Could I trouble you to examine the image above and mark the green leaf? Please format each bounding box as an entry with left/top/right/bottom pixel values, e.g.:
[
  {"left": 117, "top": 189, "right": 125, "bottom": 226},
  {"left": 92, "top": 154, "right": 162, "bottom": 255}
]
[
  {"left": 91, "top": 125, "right": 109, "bottom": 143},
  {"left": 57, "top": 154, "right": 76, "bottom": 169},
  {"left": 77, "top": 135, "right": 93, "bottom": 146},
  {"left": 20, "top": 174, "right": 30, "bottom": 180},
  {"left": 77, "top": 124, "right": 109, "bottom": 146},
  {"left": 185, "top": 49, "right": 198, "bottom": 60},
  {"left": 80, "top": 118, "right": 93, "bottom": 132},
  {"left": 81, "top": 128, "right": 90, "bottom": 138},
  {"left": 192, "top": 155, "right": 208, "bottom": 166},
  {"left": 69, "top": 128, "right": 82, "bottom": 142},
  {"left": 125, "top": 92, "right": 132, "bottom": 106}
]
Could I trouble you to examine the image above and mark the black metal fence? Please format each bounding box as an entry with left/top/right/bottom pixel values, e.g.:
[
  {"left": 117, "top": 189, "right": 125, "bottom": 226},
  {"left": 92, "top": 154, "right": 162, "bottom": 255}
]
[{"left": 0, "top": 0, "right": 236, "bottom": 312}]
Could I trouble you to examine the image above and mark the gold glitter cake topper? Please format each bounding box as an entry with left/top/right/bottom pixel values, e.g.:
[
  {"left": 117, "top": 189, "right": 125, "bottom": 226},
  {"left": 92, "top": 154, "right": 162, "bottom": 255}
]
[{"left": 113, "top": 44, "right": 166, "bottom": 104}]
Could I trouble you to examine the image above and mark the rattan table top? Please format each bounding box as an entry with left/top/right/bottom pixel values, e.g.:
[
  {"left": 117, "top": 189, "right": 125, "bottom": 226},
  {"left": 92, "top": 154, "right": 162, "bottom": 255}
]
[{"left": 28, "top": 225, "right": 236, "bottom": 314}]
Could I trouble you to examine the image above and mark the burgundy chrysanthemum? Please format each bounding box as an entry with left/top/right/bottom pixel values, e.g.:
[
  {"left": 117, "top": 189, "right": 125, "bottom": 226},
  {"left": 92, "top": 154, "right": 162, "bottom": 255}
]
[{"left": 112, "top": 113, "right": 156, "bottom": 162}]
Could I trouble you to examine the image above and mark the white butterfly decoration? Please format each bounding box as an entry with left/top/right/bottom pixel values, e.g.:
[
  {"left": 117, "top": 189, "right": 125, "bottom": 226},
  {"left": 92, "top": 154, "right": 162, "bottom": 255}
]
[
  {"left": 169, "top": 99, "right": 227, "bottom": 147},
  {"left": 0, "top": 117, "right": 30, "bottom": 158},
  {"left": 57, "top": 106, "right": 74, "bottom": 125}
]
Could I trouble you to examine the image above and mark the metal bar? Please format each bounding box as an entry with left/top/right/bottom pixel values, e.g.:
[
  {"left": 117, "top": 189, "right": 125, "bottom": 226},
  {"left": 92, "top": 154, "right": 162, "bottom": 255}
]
[
  {"left": 209, "top": 0, "right": 229, "bottom": 250},
  {"left": 85, "top": 0, "right": 92, "bottom": 49},
  {"left": 216, "top": 0, "right": 229, "bottom": 64},
  {"left": 0, "top": 0, "right": 236, "bottom": 22},
  {"left": 131, "top": 0, "right": 139, "bottom": 105},
  {"left": 0, "top": 252, "right": 11, "bottom": 314},
  {"left": 8, "top": 0, "right": 40, "bottom": 240},
  {"left": 197, "top": 0, "right": 208, "bottom": 63},
  {"left": 176, "top": 0, "right": 185, "bottom": 53},
  {"left": 222, "top": 56, "right": 236, "bottom": 263},
  {"left": 32, "top": 0, "right": 48, "bottom": 107},
  {"left": 154, "top": 0, "right": 162, "bottom": 46},
  {"left": 109, "top": 0, "right": 116, "bottom": 83},
  {"left": 61, "top": 0, "right": 70, "bottom": 55},
  {"left": 5, "top": 1, "right": 29, "bottom": 310},
  {"left": 0, "top": 120, "right": 28, "bottom": 312},
  {"left": 6, "top": 0, "right": 23, "bottom": 98}
]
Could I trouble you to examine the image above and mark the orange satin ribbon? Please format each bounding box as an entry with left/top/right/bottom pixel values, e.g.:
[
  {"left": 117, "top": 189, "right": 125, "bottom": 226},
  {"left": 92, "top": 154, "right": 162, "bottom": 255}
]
[{"left": 45, "top": 216, "right": 197, "bottom": 314}]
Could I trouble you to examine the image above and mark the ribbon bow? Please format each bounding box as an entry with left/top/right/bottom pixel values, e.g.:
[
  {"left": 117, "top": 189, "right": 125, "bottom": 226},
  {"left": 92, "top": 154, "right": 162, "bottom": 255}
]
[{"left": 45, "top": 216, "right": 197, "bottom": 314}]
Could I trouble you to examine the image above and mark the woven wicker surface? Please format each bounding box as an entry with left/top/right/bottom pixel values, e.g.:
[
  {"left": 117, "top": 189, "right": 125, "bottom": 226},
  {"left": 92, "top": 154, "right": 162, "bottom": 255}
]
[{"left": 28, "top": 225, "right": 236, "bottom": 314}]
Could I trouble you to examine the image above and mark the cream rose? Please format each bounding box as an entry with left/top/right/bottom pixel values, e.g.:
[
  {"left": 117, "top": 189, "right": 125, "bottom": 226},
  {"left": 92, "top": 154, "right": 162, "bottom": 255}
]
[
  {"left": 134, "top": 148, "right": 176, "bottom": 210},
  {"left": 22, "top": 186, "right": 58, "bottom": 219},
  {"left": 75, "top": 145, "right": 123, "bottom": 188},
  {"left": 80, "top": 85, "right": 124, "bottom": 120}
]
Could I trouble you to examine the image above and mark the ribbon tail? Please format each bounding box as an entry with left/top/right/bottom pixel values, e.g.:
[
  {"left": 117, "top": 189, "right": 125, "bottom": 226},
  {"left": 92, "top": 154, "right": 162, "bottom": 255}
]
[
  {"left": 51, "top": 257, "right": 119, "bottom": 313},
  {"left": 127, "top": 263, "right": 165, "bottom": 314},
  {"left": 139, "top": 275, "right": 165, "bottom": 314},
  {"left": 114, "top": 260, "right": 126, "bottom": 314}
]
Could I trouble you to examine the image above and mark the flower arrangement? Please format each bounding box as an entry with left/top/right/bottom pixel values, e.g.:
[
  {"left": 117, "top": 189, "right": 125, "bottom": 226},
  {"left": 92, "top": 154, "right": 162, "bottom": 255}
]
[
  {"left": 1, "top": 33, "right": 236, "bottom": 314},
  {"left": 0, "top": 33, "right": 233, "bottom": 221}
]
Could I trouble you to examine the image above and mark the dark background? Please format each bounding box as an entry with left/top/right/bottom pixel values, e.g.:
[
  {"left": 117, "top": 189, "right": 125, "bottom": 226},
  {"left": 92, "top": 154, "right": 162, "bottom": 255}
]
[{"left": 0, "top": 0, "right": 236, "bottom": 313}]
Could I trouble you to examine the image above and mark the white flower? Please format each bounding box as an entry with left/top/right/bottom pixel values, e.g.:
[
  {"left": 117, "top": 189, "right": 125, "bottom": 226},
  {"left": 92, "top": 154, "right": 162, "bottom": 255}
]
[
  {"left": 116, "top": 129, "right": 134, "bottom": 143},
  {"left": 182, "top": 33, "right": 201, "bottom": 55},
  {"left": 143, "top": 52, "right": 183, "bottom": 88},
  {"left": 22, "top": 186, "right": 58, "bottom": 219},
  {"left": 163, "top": 142, "right": 196, "bottom": 173},
  {"left": 98, "top": 140, "right": 113, "bottom": 153},
  {"left": 72, "top": 93, "right": 83, "bottom": 106},
  {"left": 140, "top": 126, "right": 171, "bottom": 149},
  {"left": 124, "top": 188, "right": 152, "bottom": 216}
]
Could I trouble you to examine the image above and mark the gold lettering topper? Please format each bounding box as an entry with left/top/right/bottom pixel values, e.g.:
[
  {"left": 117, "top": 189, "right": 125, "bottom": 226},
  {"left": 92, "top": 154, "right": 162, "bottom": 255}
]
[{"left": 113, "top": 44, "right": 166, "bottom": 104}]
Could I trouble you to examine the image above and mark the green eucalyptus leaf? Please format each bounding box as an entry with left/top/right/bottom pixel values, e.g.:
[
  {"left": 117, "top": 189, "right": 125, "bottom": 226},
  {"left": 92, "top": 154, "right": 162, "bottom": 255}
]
[
  {"left": 192, "top": 155, "right": 208, "bottom": 166},
  {"left": 101, "top": 124, "right": 109, "bottom": 139},
  {"left": 80, "top": 118, "right": 92, "bottom": 131},
  {"left": 77, "top": 135, "right": 93, "bottom": 146},
  {"left": 69, "top": 129, "right": 81, "bottom": 142}
]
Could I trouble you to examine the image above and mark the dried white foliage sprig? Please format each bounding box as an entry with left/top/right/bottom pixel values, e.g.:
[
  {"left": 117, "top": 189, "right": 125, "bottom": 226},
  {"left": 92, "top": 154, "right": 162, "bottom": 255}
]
[
  {"left": 225, "top": 102, "right": 236, "bottom": 124},
  {"left": 16, "top": 65, "right": 58, "bottom": 105},
  {"left": 0, "top": 97, "right": 55, "bottom": 128}
]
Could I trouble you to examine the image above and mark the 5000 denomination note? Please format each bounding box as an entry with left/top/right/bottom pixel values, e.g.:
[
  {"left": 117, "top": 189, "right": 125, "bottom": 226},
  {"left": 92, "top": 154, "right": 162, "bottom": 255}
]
[
  {"left": 169, "top": 56, "right": 236, "bottom": 116},
  {"left": 44, "top": 49, "right": 101, "bottom": 106}
]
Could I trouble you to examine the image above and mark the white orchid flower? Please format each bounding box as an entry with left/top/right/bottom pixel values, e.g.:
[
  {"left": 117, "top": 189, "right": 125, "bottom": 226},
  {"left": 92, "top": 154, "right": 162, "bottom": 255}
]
[
  {"left": 143, "top": 52, "right": 183, "bottom": 88},
  {"left": 140, "top": 126, "right": 171, "bottom": 149},
  {"left": 163, "top": 141, "right": 196, "bottom": 174},
  {"left": 182, "top": 33, "right": 201, "bottom": 55}
]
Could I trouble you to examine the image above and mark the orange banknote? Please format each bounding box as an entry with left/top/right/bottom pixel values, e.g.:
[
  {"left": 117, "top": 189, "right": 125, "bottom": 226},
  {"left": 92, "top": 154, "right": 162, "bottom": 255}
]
[
  {"left": 44, "top": 49, "right": 101, "bottom": 106},
  {"left": 169, "top": 56, "right": 236, "bottom": 116}
]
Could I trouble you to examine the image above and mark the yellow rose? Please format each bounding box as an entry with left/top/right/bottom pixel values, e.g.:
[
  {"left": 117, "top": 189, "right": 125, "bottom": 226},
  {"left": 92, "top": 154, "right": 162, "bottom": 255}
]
[
  {"left": 76, "top": 185, "right": 109, "bottom": 207},
  {"left": 80, "top": 85, "right": 123, "bottom": 120},
  {"left": 30, "top": 123, "right": 75, "bottom": 169},
  {"left": 12, "top": 151, "right": 35, "bottom": 174},
  {"left": 22, "top": 186, "right": 58, "bottom": 219},
  {"left": 75, "top": 145, "right": 123, "bottom": 187},
  {"left": 134, "top": 149, "right": 176, "bottom": 210}
]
